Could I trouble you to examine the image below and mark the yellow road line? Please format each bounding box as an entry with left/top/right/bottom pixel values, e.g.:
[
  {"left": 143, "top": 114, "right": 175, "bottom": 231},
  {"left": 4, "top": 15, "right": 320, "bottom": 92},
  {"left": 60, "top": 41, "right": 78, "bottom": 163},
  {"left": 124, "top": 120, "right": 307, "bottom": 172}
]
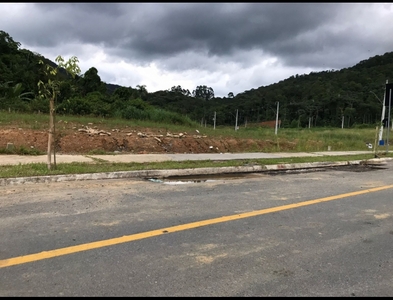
[{"left": 1, "top": 184, "right": 393, "bottom": 269}]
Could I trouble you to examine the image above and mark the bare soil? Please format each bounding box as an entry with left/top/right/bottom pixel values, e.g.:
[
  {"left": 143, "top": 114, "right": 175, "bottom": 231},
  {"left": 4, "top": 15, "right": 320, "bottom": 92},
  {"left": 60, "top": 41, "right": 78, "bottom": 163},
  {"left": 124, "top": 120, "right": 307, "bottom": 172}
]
[{"left": 0, "top": 121, "right": 297, "bottom": 154}]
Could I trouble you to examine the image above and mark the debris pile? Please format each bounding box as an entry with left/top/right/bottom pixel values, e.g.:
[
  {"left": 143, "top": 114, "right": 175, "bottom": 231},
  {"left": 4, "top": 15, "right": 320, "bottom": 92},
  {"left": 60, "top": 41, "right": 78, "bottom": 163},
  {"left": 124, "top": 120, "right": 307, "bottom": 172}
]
[
  {"left": 77, "top": 126, "right": 112, "bottom": 136},
  {"left": 77, "top": 126, "right": 207, "bottom": 139}
]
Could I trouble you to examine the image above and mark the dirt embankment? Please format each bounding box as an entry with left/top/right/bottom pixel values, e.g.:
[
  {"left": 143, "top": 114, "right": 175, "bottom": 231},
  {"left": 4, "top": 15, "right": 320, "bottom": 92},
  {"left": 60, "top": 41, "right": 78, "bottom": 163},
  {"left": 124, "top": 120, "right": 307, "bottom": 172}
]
[{"left": 0, "top": 122, "right": 297, "bottom": 154}]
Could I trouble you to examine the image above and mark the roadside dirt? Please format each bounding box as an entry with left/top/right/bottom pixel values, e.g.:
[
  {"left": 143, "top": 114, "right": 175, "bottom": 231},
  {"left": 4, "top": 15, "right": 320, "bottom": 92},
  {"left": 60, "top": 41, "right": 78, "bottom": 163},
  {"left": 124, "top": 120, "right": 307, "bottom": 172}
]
[{"left": 0, "top": 121, "right": 298, "bottom": 154}]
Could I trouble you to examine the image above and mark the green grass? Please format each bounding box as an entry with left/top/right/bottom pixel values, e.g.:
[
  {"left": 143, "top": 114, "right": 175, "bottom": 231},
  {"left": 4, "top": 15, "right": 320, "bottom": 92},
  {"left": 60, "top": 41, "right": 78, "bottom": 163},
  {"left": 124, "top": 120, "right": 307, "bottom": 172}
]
[
  {"left": 0, "top": 153, "right": 391, "bottom": 179},
  {"left": 0, "top": 111, "right": 201, "bottom": 133}
]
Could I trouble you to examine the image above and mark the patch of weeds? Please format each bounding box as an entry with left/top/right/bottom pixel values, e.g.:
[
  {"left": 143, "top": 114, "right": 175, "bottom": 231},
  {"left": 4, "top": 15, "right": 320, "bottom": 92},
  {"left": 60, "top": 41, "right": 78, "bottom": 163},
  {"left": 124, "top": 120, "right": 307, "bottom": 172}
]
[
  {"left": 0, "top": 146, "right": 44, "bottom": 155},
  {"left": 18, "top": 146, "right": 44, "bottom": 155},
  {"left": 0, "top": 148, "right": 15, "bottom": 155},
  {"left": 87, "top": 149, "right": 108, "bottom": 155}
]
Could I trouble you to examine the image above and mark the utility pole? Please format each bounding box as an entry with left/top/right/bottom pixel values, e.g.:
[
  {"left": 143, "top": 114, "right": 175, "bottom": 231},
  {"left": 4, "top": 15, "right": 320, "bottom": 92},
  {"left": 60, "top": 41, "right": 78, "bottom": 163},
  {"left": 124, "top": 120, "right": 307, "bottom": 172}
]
[
  {"left": 275, "top": 102, "right": 279, "bottom": 135},
  {"left": 387, "top": 88, "right": 392, "bottom": 153},
  {"left": 370, "top": 88, "right": 386, "bottom": 144}
]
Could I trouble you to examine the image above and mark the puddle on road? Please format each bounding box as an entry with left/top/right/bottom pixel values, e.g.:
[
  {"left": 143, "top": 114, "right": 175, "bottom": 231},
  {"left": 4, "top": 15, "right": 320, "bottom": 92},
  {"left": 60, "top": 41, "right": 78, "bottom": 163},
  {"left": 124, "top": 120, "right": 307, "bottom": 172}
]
[
  {"left": 146, "top": 164, "right": 386, "bottom": 185},
  {"left": 328, "top": 164, "right": 387, "bottom": 172},
  {"left": 148, "top": 173, "right": 265, "bottom": 184}
]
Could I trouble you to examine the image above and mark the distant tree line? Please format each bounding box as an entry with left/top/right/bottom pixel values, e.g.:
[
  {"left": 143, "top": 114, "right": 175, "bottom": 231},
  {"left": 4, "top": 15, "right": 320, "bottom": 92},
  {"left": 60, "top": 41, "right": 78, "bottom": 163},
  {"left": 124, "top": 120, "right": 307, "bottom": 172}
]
[{"left": 1, "top": 30, "right": 392, "bottom": 128}]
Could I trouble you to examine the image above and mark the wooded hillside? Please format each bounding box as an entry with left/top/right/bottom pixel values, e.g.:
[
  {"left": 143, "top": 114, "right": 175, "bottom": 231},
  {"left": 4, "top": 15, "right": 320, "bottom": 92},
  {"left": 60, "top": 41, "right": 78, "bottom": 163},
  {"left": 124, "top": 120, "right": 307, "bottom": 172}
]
[{"left": 1, "top": 30, "right": 392, "bottom": 128}]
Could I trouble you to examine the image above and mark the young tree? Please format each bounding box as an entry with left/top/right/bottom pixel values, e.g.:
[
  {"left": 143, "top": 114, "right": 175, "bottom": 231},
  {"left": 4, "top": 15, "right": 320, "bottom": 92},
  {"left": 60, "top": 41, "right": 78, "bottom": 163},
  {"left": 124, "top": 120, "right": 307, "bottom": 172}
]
[{"left": 37, "top": 55, "right": 81, "bottom": 170}]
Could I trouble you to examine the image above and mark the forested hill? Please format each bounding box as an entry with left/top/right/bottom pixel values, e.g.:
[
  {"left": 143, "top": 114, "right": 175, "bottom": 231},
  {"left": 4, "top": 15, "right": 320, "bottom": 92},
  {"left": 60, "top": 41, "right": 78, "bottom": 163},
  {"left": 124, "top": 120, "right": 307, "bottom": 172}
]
[
  {"left": 1, "top": 29, "right": 393, "bottom": 128},
  {"left": 144, "top": 51, "right": 393, "bottom": 128}
]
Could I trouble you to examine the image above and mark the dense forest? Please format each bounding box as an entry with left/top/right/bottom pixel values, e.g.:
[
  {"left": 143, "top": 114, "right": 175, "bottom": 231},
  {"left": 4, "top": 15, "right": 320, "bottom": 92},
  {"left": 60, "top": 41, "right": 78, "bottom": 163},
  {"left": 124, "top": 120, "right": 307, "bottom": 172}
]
[{"left": 1, "top": 30, "right": 392, "bottom": 128}]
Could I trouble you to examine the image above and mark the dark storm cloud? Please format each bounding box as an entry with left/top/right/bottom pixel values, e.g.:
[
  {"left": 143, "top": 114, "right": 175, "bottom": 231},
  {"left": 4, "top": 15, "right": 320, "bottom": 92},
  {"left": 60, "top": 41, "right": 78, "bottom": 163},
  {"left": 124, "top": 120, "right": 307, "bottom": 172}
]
[
  {"left": 105, "top": 3, "right": 344, "bottom": 65},
  {"left": 17, "top": 3, "right": 350, "bottom": 68},
  {"left": 2, "top": 2, "right": 392, "bottom": 96},
  {"left": 130, "top": 3, "right": 335, "bottom": 56},
  {"left": 25, "top": 3, "right": 129, "bottom": 46}
]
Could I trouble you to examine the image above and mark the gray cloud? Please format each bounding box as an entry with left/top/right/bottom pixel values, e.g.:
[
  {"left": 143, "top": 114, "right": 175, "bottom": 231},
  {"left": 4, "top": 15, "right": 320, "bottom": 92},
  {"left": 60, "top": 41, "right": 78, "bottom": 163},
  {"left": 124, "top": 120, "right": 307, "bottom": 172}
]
[{"left": 1, "top": 3, "right": 393, "bottom": 97}]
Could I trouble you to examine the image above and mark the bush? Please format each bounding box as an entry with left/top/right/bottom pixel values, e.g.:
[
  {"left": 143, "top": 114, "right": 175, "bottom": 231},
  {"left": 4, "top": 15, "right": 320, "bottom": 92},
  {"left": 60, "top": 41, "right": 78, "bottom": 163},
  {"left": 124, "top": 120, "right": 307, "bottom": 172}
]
[{"left": 57, "top": 97, "right": 92, "bottom": 115}]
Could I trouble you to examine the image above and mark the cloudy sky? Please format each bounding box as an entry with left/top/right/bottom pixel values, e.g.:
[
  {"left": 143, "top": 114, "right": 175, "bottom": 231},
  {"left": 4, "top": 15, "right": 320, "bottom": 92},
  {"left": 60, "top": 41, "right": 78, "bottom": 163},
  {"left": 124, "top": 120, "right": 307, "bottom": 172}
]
[{"left": 1, "top": 3, "right": 393, "bottom": 97}]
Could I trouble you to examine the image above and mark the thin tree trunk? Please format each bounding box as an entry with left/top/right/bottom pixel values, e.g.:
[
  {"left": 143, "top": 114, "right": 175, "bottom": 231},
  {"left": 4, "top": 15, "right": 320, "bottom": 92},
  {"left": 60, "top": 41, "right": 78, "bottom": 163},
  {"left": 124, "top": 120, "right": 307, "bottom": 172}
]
[{"left": 47, "top": 98, "right": 54, "bottom": 170}]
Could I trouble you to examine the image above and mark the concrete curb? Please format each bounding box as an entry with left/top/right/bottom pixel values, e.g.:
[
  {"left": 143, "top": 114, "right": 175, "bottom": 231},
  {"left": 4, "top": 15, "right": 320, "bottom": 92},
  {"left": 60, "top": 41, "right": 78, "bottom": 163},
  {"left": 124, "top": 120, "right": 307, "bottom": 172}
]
[{"left": 1, "top": 158, "right": 391, "bottom": 186}]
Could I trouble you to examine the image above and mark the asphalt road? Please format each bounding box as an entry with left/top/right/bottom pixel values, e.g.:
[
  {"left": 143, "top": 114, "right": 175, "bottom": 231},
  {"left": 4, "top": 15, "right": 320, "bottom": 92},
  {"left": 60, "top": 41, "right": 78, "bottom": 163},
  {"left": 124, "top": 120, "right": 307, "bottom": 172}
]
[{"left": 1, "top": 161, "right": 393, "bottom": 296}]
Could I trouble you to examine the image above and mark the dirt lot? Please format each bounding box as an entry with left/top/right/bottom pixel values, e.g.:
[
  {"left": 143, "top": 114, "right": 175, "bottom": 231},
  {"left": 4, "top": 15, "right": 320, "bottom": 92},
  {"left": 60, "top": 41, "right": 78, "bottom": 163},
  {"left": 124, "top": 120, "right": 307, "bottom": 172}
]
[{"left": 0, "top": 121, "right": 297, "bottom": 154}]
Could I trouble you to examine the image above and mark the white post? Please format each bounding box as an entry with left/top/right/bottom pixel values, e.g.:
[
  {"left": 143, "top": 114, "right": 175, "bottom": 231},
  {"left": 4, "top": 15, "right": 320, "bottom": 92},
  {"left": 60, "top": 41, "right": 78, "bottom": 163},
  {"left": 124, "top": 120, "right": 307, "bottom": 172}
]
[
  {"left": 386, "top": 89, "right": 392, "bottom": 153},
  {"left": 275, "top": 102, "right": 279, "bottom": 135},
  {"left": 213, "top": 111, "right": 216, "bottom": 130},
  {"left": 235, "top": 109, "right": 238, "bottom": 131},
  {"left": 379, "top": 105, "right": 386, "bottom": 142}
]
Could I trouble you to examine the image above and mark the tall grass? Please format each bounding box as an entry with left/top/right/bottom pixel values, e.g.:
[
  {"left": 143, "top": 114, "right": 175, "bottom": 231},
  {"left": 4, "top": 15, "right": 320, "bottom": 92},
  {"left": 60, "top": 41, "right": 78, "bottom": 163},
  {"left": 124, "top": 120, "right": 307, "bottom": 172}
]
[
  {"left": 195, "top": 125, "right": 380, "bottom": 152},
  {"left": 0, "top": 111, "right": 387, "bottom": 152},
  {"left": 0, "top": 110, "right": 198, "bottom": 132}
]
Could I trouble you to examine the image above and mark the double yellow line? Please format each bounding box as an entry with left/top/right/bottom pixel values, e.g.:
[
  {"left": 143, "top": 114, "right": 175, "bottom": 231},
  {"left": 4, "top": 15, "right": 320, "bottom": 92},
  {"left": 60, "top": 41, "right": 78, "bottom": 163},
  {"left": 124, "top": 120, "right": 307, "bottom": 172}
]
[{"left": 2, "top": 184, "right": 393, "bottom": 269}]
